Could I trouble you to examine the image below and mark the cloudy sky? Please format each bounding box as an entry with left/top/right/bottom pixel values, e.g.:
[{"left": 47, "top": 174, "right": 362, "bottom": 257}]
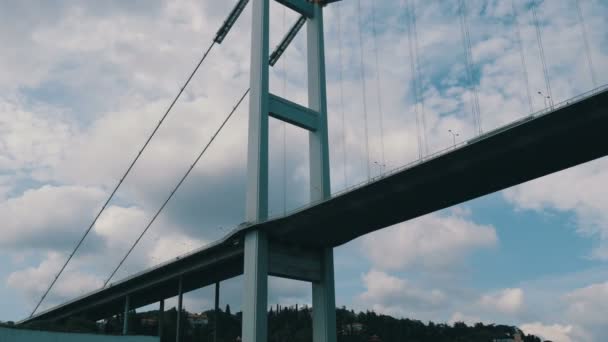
[{"left": 1, "top": 0, "right": 608, "bottom": 341}]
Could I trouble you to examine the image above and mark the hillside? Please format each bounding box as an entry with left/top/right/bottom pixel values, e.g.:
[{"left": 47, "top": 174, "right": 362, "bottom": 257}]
[{"left": 7, "top": 305, "right": 549, "bottom": 342}]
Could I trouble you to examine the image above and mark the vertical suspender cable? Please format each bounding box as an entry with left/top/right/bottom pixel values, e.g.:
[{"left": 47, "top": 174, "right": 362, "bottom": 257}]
[
  {"left": 411, "top": 0, "right": 429, "bottom": 155},
  {"left": 512, "top": 0, "right": 534, "bottom": 113},
  {"left": 532, "top": 1, "right": 553, "bottom": 108},
  {"left": 337, "top": 2, "right": 348, "bottom": 188},
  {"left": 357, "top": 0, "right": 371, "bottom": 179},
  {"left": 405, "top": 0, "right": 423, "bottom": 159},
  {"left": 282, "top": 6, "right": 287, "bottom": 215},
  {"left": 463, "top": 0, "right": 482, "bottom": 133},
  {"left": 371, "top": 0, "right": 386, "bottom": 172},
  {"left": 459, "top": 0, "right": 482, "bottom": 134},
  {"left": 575, "top": 0, "right": 597, "bottom": 88},
  {"left": 458, "top": 0, "right": 476, "bottom": 132}
]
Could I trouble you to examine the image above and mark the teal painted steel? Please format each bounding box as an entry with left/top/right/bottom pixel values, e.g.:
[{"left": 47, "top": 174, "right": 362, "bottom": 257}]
[
  {"left": 306, "top": 2, "right": 336, "bottom": 341},
  {"left": 243, "top": 0, "right": 271, "bottom": 336},
  {"left": 176, "top": 276, "right": 183, "bottom": 342},
  {"left": 242, "top": 231, "right": 268, "bottom": 342},
  {"left": 123, "top": 295, "right": 130, "bottom": 335},
  {"left": 245, "top": 0, "right": 270, "bottom": 224},
  {"left": 313, "top": 248, "right": 337, "bottom": 342},
  {"left": 275, "top": 0, "right": 314, "bottom": 18},
  {"left": 158, "top": 299, "right": 164, "bottom": 339},
  {"left": 268, "top": 94, "right": 319, "bottom": 131}
]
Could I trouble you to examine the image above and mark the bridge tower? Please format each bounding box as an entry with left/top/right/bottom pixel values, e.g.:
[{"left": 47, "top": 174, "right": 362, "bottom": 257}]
[{"left": 244, "top": 0, "right": 335, "bottom": 341}]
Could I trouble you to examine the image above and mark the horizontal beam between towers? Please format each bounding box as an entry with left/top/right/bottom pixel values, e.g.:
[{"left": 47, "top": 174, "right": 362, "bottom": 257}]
[
  {"left": 275, "top": 0, "right": 314, "bottom": 18},
  {"left": 269, "top": 93, "right": 319, "bottom": 131}
]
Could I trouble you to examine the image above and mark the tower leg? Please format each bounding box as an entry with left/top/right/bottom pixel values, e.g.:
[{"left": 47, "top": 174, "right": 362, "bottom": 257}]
[
  {"left": 176, "top": 277, "right": 183, "bottom": 342},
  {"left": 242, "top": 0, "right": 270, "bottom": 337},
  {"left": 307, "top": 4, "right": 335, "bottom": 341},
  {"left": 122, "top": 295, "right": 130, "bottom": 335},
  {"left": 214, "top": 282, "right": 220, "bottom": 342},
  {"left": 158, "top": 299, "right": 164, "bottom": 339},
  {"left": 312, "top": 248, "right": 337, "bottom": 342},
  {"left": 241, "top": 231, "right": 268, "bottom": 342}
]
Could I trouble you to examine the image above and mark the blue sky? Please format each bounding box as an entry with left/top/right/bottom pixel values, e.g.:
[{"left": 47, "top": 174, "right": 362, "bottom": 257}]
[{"left": 1, "top": 1, "right": 608, "bottom": 341}]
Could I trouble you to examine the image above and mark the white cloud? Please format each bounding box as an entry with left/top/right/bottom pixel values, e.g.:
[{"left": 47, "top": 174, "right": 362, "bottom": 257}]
[
  {"left": 564, "top": 282, "right": 608, "bottom": 329},
  {"left": 520, "top": 322, "right": 579, "bottom": 342},
  {"left": 504, "top": 157, "right": 608, "bottom": 260},
  {"left": 1, "top": 2, "right": 608, "bottom": 337},
  {"left": 361, "top": 211, "right": 497, "bottom": 271},
  {"left": 357, "top": 270, "right": 446, "bottom": 317},
  {"left": 6, "top": 252, "right": 103, "bottom": 308},
  {"left": 0, "top": 185, "right": 104, "bottom": 250},
  {"left": 0, "top": 98, "right": 74, "bottom": 174},
  {"left": 146, "top": 233, "right": 208, "bottom": 267},
  {"left": 478, "top": 288, "right": 524, "bottom": 315}
]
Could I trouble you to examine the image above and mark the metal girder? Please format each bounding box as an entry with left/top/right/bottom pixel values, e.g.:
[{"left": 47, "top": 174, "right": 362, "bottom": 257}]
[
  {"left": 268, "top": 243, "right": 322, "bottom": 282},
  {"left": 275, "top": 0, "right": 314, "bottom": 18},
  {"left": 269, "top": 93, "right": 319, "bottom": 131},
  {"left": 215, "top": 0, "right": 250, "bottom": 44},
  {"left": 122, "top": 295, "right": 130, "bottom": 335},
  {"left": 270, "top": 15, "right": 307, "bottom": 66}
]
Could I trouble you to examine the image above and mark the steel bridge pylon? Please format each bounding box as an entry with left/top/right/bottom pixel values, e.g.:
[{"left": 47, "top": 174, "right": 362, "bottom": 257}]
[{"left": 243, "top": 0, "right": 336, "bottom": 341}]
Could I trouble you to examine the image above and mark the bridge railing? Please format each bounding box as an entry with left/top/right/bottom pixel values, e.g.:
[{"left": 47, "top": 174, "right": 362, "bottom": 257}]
[
  {"left": 265, "top": 83, "right": 608, "bottom": 222},
  {"left": 77, "top": 84, "right": 608, "bottom": 304},
  {"left": 111, "top": 84, "right": 608, "bottom": 289}
]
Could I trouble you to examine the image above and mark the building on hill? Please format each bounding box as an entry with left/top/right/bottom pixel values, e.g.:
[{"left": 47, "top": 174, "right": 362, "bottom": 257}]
[
  {"left": 187, "top": 312, "right": 208, "bottom": 326},
  {"left": 493, "top": 331, "right": 523, "bottom": 342},
  {"left": 339, "top": 322, "right": 365, "bottom": 335}
]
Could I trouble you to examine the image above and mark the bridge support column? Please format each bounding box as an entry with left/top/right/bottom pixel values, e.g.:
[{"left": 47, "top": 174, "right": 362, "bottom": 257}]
[
  {"left": 312, "top": 248, "right": 337, "bottom": 342},
  {"left": 176, "top": 276, "right": 183, "bottom": 342},
  {"left": 243, "top": 0, "right": 333, "bottom": 341},
  {"left": 214, "top": 281, "right": 220, "bottom": 342},
  {"left": 122, "top": 295, "right": 130, "bottom": 335},
  {"left": 307, "top": 3, "right": 336, "bottom": 341},
  {"left": 158, "top": 299, "right": 164, "bottom": 339},
  {"left": 242, "top": 231, "right": 269, "bottom": 342},
  {"left": 242, "top": 0, "right": 270, "bottom": 339}
]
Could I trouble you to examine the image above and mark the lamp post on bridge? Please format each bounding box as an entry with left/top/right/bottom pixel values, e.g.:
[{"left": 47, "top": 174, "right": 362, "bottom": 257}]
[
  {"left": 448, "top": 129, "right": 459, "bottom": 147},
  {"left": 538, "top": 91, "right": 551, "bottom": 110},
  {"left": 374, "top": 161, "right": 386, "bottom": 175}
]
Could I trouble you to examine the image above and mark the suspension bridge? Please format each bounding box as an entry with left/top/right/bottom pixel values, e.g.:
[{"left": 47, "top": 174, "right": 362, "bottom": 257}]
[{"left": 15, "top": 1, "right": 606, "bottom": 342}]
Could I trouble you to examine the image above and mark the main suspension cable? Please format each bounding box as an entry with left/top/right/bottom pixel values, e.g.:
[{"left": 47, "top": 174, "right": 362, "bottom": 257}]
[
  {"left": 371, "top": 0, "right": 386, "bottom": 172},
  {"left": 357, "top": 0, "right": 371, "bottom": 180},
  {"left": 512, "top": 0, "right": 534, "bottom": 113},
  {"left": 282, "top": 6, "right": 288, "bottom": 215},
  {"left": 575, "top": 0, "right": 597, "bottom": 88},
  {"left": 30, "top": 40, "right": 217, "bottom": 317},
  {"left": 104, "top": 88, "right": 250, "bottom": 287}
]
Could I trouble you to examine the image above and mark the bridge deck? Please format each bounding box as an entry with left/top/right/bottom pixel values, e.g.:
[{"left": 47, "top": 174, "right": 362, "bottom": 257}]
[{"left": 20, "top": 87, "right": 608, "bottom": 324}]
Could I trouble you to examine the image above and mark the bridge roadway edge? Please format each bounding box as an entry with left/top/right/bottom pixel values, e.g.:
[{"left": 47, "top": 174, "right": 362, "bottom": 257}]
[{"left": 18, "top": 88, "right": 608, "bottom": 325}]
